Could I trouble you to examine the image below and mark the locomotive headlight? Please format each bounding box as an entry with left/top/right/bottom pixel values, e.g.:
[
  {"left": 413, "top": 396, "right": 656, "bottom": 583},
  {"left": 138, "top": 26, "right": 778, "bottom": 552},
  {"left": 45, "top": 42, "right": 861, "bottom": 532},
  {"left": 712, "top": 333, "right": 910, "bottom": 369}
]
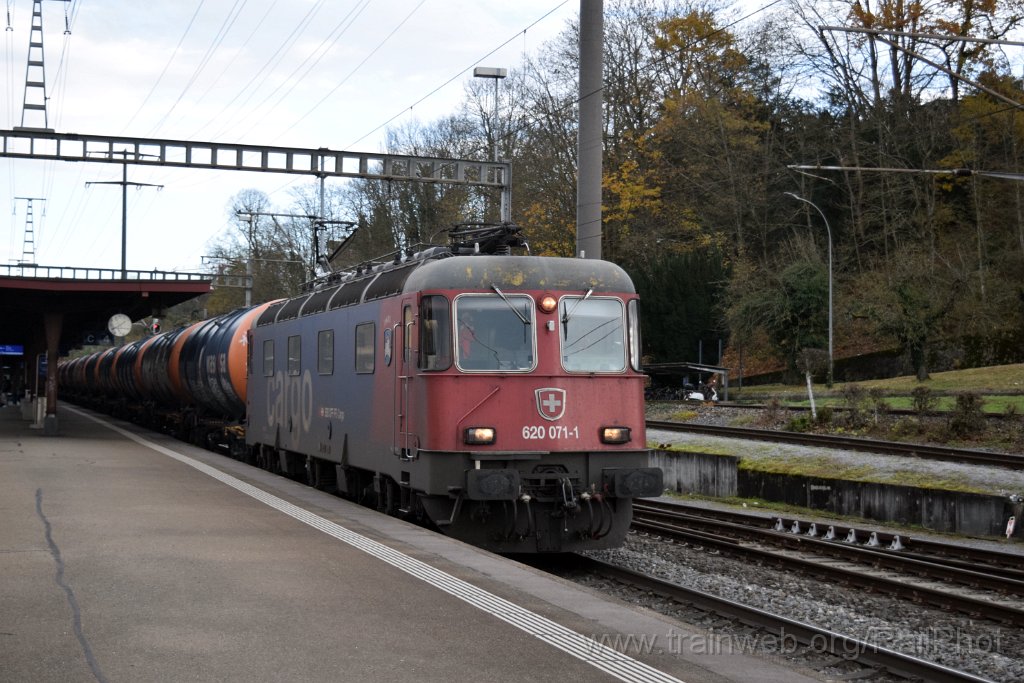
[
  {"left": 464, "top": 427, "right": 496, "bottom": 445},
  {"left": 539, "top": 295, "right": 557, "bottom": 314},
  {"left": 600, "top": 426, "right": 631, "bottom": 444}
]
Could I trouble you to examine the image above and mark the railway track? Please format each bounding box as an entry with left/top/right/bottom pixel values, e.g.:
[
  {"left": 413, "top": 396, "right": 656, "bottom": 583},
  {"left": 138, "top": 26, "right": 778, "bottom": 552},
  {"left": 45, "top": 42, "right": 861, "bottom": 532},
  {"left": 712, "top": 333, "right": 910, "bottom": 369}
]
[
  {"left": 647, "top": 501, "right": 1024, "bottom": 577},
  {"left": 631, "top": 499, "right": 1024, "bottom": 628},
  {"left": 577, "top": 555, "right": 992, "bottom": 683},
  {"left": 648, "top": 400, "right": 1020, "bottom": 420},
  {"left": 646, "top": 419, "right": 1024, "bottom": 470}
]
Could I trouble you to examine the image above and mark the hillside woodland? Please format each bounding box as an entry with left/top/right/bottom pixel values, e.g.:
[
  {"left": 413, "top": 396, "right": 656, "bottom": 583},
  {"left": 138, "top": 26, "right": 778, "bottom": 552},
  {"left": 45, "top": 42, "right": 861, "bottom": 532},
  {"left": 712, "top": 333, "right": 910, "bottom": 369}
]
[{"left": 201, "top": 0, "right": 1024, "bottom": 383}]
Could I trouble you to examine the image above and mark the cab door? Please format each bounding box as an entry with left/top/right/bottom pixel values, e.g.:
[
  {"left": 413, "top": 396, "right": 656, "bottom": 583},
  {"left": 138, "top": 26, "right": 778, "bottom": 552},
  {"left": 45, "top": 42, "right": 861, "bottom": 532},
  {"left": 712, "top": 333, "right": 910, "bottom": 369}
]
[{"left": 394, "top": 300, "right": 417, "bottom": 459}]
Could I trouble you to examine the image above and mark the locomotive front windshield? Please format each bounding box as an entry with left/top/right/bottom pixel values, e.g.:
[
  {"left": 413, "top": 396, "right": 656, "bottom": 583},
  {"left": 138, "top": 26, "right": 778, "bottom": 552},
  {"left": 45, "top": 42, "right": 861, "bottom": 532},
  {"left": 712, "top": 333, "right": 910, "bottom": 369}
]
[
  {"left": 455, "top": 294, "right": 535, "bottom": 371},
  {"left": 559, "top": 297, "right": 626, "bottom": 372}
]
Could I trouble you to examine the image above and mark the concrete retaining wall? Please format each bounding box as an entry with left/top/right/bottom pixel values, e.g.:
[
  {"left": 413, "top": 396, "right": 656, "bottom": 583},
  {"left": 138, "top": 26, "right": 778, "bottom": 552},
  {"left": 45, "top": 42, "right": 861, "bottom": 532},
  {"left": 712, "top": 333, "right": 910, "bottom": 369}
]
[
  {"left": 650, "top": 449, "right": 737, "bottom": 498},
  {"left": 739, "top": 470, "right": 1014, "bottom": 537},
  {"left": 651, "top": 449, "right": 1018, "bottom": 538}
]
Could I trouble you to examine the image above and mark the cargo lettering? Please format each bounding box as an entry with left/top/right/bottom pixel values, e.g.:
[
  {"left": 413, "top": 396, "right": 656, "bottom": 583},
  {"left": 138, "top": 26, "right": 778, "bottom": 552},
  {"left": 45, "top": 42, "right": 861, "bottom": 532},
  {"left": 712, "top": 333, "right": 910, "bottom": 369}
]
[{"left": 267, "top": 370, "right": 313, "bottom": 434}]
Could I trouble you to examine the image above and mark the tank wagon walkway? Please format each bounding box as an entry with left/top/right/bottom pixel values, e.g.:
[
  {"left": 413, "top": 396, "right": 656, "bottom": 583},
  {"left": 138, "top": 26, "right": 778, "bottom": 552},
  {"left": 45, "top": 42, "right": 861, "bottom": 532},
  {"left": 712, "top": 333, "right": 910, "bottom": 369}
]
[{"left": 0, "top": 404, "right": 814, "bottom": 683}]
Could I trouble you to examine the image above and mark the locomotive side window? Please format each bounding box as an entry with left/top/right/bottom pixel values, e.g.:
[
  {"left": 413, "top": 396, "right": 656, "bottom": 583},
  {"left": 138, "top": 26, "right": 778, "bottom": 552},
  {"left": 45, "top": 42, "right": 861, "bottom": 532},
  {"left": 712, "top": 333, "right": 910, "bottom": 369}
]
[
  {"left": 287, "top": 335, "right": 301, "bottom": 376},
  {"left": 262, "top": 340, "right": 274, "bottom": 377},
  {"left": 559, "top": 297, "right": 626, "bottom": 373},
  {"left": 355, "top": 322, "right": 375, "bottom": 374},
  {"left": 317, "top": 329, "right": 334, "bottom": 375},
  {"left": 455, "top": 294, "right": 535, "bottom": 372},
  {"left": 628, "top": 299, "right": 643, "bottom": 372},
  {"left": 418, "top": 295, "right": 451, "bottom": 371}
]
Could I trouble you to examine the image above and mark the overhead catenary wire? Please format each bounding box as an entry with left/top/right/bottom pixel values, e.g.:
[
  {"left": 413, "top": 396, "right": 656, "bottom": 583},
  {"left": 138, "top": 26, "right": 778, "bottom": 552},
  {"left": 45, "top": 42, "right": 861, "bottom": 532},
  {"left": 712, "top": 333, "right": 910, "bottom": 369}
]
[
  {"left": 146, "top": 0, "right": 248, "bottom": 137},
  {"left": 251, "top": 0, "right": 429, "bottom": 200},
  {"left": 267, "top": 0, "right": 421, "bottom": 144},
  {"left": 234, "top": 0, "right": 545, "bottom": 211},
  {"left": 119, "top": 0, "right": 207, "bottom": 134},
  {"left": 346, "top": 0, "right": 571, "bottom": 149},
  {"left": 40, "top": 0, "right": 80, "bottom": 254},
  {"left": 790, "top": 164, "right": 1024, "bottom": 182},
  {"left": 8, "top": 3, "right": 795, "bottom": 270},
  {"left": 466, "top": 0, "right": 787, "bottom": 163},
  {"left": 5, "top": 0, "right": 16, "bottom": 260},
  {"left": 4, "top": 0, "right": 83, "bottom": 263},
  {"left": 186, "top": 0, "right": 330, "bottom": 141},
  {"left": 220, "top": 0, "right": 375, "bottom": 143},
  {"left": 179, "top": 0, "right": 281, "bottom": 136},
  {"left": 126, "top": 0, "right": 344, "bottom": 237},
  {"left": 273, "top": 0, "right": 785, "bottom": 232},
  {"left": 109, "top": 0, "right": 328, "bottom": 255},
  {"left": 124, "top": 0, "right": 333, "bottom": 211}
]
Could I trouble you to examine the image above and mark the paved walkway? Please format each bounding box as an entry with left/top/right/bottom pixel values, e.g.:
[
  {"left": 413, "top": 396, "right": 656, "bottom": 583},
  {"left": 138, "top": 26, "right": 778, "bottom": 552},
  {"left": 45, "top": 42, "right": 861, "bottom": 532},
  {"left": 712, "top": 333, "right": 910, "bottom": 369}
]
[{"left": 1, "top": 403, "right": 818, "bottom": 682}]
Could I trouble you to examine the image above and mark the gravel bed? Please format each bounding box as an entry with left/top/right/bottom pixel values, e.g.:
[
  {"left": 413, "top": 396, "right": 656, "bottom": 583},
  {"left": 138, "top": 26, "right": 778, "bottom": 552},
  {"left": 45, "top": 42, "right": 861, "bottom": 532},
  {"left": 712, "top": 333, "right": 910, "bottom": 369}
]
[{"left": 581, "top": 533, "right": 1024, "bottom": 682}]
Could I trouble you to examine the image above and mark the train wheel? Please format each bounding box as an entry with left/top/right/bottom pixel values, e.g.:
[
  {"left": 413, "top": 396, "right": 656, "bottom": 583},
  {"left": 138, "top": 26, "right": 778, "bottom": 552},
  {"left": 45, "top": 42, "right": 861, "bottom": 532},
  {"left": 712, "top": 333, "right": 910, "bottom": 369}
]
[
  {"left": 376, "top": 475, "right": 401, "bottom": 516},
  {"left": 255, "top": 444, "right": 276, "bottom": 472},
  {"left": 305, "top": 457, "right": 337, "bottom": 492},
  {"left": 238, "top": 443, "right": 257, "bottom": 466}
]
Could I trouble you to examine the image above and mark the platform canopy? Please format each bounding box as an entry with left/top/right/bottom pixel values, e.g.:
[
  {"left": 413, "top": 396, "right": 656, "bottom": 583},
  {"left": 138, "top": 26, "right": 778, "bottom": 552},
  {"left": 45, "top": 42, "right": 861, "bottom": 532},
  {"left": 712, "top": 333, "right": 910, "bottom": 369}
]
[{"left": 0, "top": 264, "right": 211, "bottom": 354}]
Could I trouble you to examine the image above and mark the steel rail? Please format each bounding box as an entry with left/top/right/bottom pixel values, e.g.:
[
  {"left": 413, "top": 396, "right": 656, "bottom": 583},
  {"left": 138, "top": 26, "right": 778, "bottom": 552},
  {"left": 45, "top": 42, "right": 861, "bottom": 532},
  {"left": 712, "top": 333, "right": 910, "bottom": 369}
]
[
  {"left": 633, "top": 515, "right": 1024, "bottom": 626},
  {"left": 648, "top": 400, "right": 1020, "bottom": 419},
  {"left": 578, "top": 556, "right": 994, "bottom": 683},
  {"left": 637, "top": 499, "right": 1024, "bottom": 580},
  {"left": 629, "top": 508, "right": 1024, "bottom": 627},
  {"left": 633, "top": 504, "right": 1024, "bottom": 594},
  {"left": 646, "top": 420, "right": 1024, "bottom": 470}
]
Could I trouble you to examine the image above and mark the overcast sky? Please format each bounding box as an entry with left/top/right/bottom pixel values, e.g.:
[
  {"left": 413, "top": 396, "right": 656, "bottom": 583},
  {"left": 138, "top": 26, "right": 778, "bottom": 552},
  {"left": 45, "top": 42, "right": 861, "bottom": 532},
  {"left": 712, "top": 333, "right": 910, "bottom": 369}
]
[{"left": 1, "top": 0, "right": 582, "bottom": 273}]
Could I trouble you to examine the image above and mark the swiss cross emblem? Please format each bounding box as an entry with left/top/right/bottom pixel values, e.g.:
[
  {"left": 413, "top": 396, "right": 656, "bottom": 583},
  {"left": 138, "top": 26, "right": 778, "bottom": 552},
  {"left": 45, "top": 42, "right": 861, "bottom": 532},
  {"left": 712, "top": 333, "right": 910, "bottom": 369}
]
[{"left": 535, "top": 388, "right": 566, "bottom": 421}]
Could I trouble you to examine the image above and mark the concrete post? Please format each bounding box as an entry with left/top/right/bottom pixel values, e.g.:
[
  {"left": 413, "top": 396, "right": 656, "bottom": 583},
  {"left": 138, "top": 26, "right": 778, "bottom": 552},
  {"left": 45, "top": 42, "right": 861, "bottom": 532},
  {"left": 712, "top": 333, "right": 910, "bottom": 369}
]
[
  {"left": 576, "top": 0, "right": 603, "bottom": 260},
  {"left": 43, "top": 311, "right": 62, "bottom": 435}
]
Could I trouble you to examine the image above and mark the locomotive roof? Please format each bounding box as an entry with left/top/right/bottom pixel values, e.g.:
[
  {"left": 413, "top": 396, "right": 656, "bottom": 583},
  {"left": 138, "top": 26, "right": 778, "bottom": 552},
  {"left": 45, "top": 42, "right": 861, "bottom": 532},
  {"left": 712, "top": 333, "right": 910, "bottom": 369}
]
[
  {"left": 403, "top": 255, "right": 636, "bottom": 294},
  {"left": 260, "top": 255, "right": 637, "bottom": 326}
]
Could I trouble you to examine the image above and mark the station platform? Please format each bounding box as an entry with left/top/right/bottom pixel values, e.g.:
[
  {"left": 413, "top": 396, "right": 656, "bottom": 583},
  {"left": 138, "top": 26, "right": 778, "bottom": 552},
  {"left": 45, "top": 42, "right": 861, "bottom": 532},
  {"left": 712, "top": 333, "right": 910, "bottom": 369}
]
[{"left": 0, "top": 401, "right": 818, "bottom": 683}]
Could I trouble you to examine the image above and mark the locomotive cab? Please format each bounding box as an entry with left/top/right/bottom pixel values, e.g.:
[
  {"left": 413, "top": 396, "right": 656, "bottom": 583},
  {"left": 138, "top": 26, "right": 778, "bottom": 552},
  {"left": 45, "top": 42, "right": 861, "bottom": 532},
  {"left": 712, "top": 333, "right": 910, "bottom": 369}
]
[{"left": 399, "top": 256, "right": 663, "bottom": 552}]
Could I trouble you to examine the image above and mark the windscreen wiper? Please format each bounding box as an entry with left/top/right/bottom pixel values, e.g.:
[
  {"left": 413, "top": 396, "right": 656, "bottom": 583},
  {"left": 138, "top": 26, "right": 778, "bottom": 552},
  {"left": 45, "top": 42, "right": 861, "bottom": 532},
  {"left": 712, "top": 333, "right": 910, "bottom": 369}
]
[
  {"left": 490, "top": 285, "right": 530, "bottom": 325},
  {"left": 561, "top": 287, "right": 594, "bottom": 334}
]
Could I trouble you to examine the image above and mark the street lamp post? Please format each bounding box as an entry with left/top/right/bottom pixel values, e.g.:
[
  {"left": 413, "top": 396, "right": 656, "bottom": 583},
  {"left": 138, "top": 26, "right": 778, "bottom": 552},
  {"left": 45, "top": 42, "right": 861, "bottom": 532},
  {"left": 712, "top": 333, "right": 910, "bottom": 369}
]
[
  {"left": 473, "top": 66, "right": 507, "bottom": 162},
  {"left": 785, "top": 192, "right": 834, "bottom": 387},
  {"left": 474, "top": 66, "right": 507, "bottom": 223}
]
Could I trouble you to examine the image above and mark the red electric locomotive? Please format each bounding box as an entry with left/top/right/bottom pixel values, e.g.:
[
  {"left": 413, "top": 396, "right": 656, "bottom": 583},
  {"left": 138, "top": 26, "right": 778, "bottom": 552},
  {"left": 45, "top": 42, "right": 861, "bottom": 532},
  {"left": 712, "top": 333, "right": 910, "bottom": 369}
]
[{"left": 60, "top": 226, "right": 662, "bottom": 553}]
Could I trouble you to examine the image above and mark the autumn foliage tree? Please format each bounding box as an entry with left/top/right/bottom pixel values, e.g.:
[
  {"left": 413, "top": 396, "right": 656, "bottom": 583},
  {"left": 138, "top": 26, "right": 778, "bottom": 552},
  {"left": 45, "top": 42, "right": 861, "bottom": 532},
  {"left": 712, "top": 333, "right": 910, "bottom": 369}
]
[{"left": 224, "top": 0, "right": 1024, "bottom": 381}]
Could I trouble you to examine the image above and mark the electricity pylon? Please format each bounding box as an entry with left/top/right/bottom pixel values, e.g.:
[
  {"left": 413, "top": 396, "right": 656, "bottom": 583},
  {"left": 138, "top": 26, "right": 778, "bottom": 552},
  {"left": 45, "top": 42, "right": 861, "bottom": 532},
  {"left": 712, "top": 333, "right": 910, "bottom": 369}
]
[{"left": 16, "top": 0, "right": 70, "bottom": 131}]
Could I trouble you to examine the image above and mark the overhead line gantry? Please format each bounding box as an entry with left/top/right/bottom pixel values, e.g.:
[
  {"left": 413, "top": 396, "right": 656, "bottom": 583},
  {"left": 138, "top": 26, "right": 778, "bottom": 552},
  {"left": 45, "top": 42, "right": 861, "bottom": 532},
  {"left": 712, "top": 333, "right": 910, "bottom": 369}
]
[
  {"left": 0, "top": 128, "right": 513, "bottom": 222},
  {"left": 0, "top": 127, "right": 514, "bottom": 435}
]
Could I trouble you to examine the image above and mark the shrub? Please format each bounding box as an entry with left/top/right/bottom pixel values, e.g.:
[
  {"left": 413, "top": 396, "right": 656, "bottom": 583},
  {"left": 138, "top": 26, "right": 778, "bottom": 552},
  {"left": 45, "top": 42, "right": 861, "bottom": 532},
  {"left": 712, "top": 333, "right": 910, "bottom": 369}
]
[
  {"left": 868, "top": 388, "right": 889, "bottom": 424},
  {"left": 786, "top": 414, "right": 814, "bottom": 432},
  {"left": 948, "top": 392, "right": 986, "bottom": 437},
  {"left": 762, "top": 397, "right": 784, "bottom": 426},
  {"left": 911, "top": 386, "right": 937, "bottom": 416},
  {"left": 890, "top": 417, "right": 927, "bottom": 438},
  {"left": 841, "top": 384, "right": 867, "bottom": 428}
]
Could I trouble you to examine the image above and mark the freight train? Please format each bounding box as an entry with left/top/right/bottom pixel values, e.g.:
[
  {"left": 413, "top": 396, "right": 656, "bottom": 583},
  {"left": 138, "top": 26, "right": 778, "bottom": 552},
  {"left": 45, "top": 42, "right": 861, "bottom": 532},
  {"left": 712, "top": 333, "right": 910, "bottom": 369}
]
[{"left": 59, "top": 225, "right": 662, "bottom": 552}]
